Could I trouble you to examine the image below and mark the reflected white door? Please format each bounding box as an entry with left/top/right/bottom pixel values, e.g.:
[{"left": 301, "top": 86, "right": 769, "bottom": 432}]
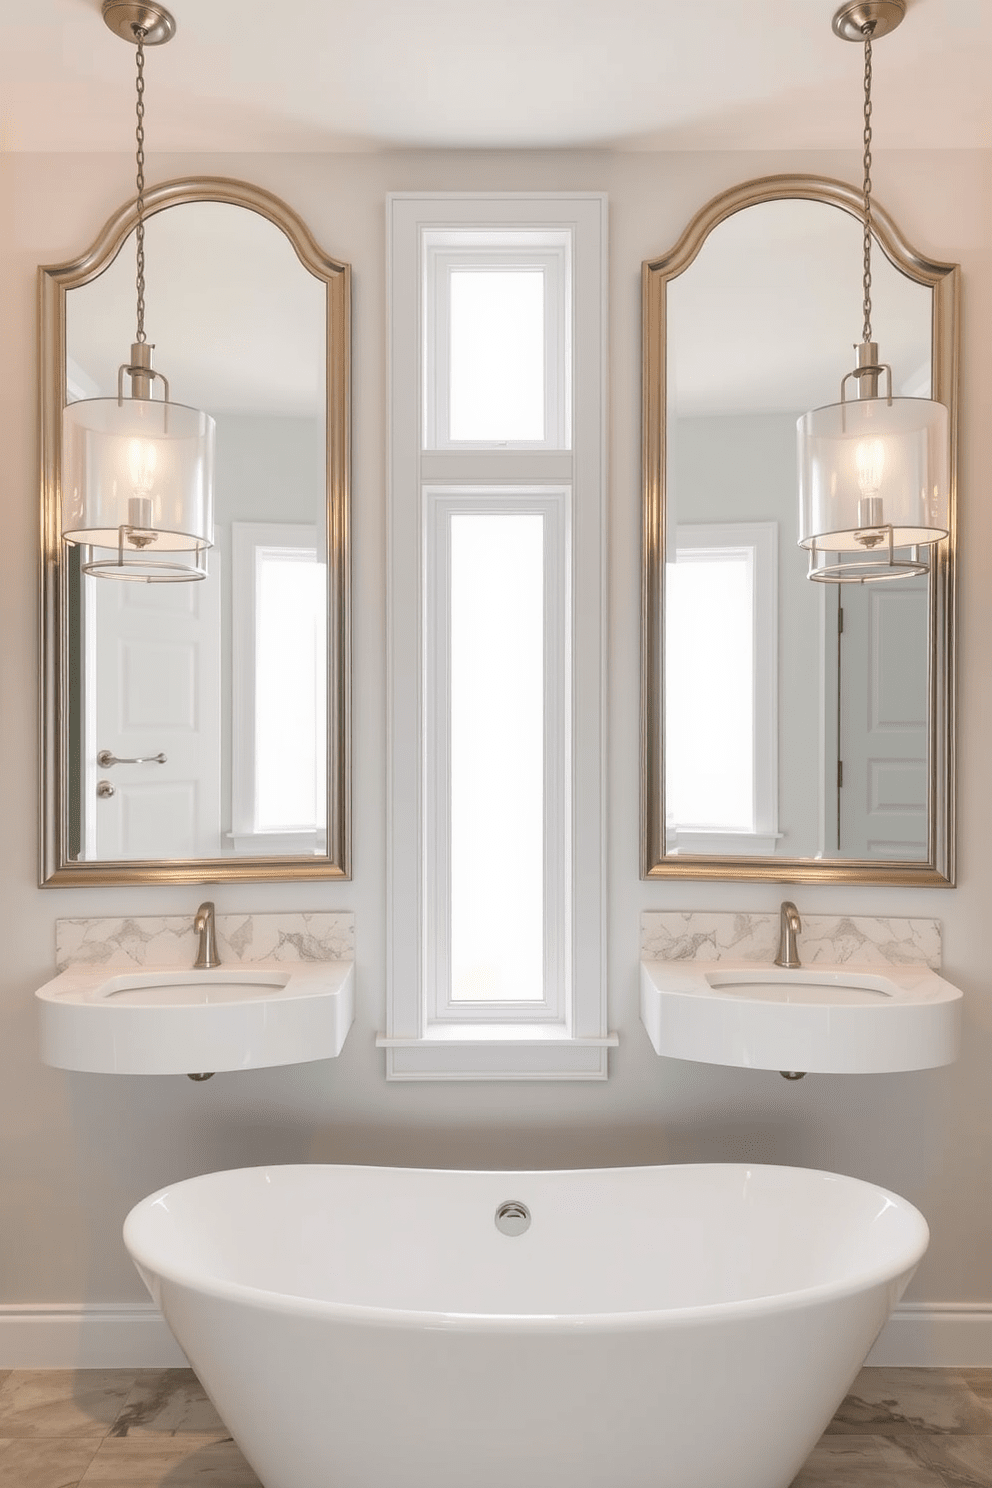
[
  {"left": 81, "top": 563, "right": 222, "bottom": 860},
  {"left": 837, "top": 577, "right": 928, "bottom": 861}
]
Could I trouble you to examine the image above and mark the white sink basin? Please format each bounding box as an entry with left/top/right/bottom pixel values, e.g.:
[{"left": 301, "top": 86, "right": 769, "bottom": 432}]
[
  {"left": 640, "top": 960, "right": 961, "bottom": 1074},
  {"left": 36, "top": 961, "right": 354, "bottom": 1075}
]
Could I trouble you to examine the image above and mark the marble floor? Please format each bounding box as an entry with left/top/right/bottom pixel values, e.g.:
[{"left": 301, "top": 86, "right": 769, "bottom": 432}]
[{"left": 0, "top": 1365, "right": 990, "bottom": 1487}]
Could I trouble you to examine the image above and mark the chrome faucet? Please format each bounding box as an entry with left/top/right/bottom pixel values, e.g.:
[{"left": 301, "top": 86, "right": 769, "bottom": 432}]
[
  {"left": 193, "top": 901, "right": 220, "bottom": 970},
  {"left": 774, "top": 901, "right": 802, "bottom": 969}
]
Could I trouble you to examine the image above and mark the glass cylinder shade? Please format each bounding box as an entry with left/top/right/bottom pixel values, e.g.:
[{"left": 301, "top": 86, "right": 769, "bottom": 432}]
[
  {"left": 62, "top": 395, "right": 214, "bottom": 576},
  {"left": 797, "top": 395, "right": 949, "bottom": 579}
]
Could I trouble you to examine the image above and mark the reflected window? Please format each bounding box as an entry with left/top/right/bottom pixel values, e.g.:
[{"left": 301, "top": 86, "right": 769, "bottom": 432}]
[
  {"left": 666, "top": 521, "right": 778, "bottom": 854},
  {"left": 231, "top": 521, "right": 326, "bottom": 853}
]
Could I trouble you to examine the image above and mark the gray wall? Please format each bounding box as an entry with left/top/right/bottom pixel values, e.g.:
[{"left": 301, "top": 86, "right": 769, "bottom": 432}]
[{"left": 1, "top": 145, "right": 989, "bottom": 1308}]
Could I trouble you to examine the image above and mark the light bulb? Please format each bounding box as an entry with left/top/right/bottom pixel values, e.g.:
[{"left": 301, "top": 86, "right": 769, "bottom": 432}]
[
  {"left": 126, "top": 439, "right": 157, "bottom": 540},
  {"left": 855, "top": 436, "right": 886, "bottom": 538},
  {"left": 128, "top": 438, "right": 157, "bottom": 496},
  {"left": 856, "top": 437, "right": 885, "bottom": 499}
]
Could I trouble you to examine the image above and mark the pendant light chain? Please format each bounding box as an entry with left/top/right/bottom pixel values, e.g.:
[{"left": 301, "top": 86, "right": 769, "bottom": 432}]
[
  {"left": 134, "top": 27, "right": 148, "bottom": 344},
  {"left": 861, "top": 24, "right": 875, "bottom": 344}
]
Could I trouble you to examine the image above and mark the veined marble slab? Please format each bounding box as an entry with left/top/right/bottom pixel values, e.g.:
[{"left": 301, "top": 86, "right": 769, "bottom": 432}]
[
  {"left": 640, "top": 911, "right": 941, "bottom": 970},
  {"left": 55, "top": 912, "right": 354, "bottom": 974}
]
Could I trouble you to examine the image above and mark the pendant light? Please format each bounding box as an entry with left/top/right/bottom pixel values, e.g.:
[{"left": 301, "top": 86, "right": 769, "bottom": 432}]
[
  {"left": 61, "top": 2, "right": 214, "bottom": 582},
  {"left": 797, "top": 0, "right": 949, "bottom": 583}
]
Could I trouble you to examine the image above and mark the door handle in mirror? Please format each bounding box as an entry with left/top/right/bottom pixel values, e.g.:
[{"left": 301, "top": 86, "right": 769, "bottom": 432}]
[{"left": 97, "top": 750, "right": 167, "bottom": 768}]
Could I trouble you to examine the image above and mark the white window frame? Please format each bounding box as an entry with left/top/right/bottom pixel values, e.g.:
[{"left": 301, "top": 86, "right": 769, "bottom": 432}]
[
  {"left": 381, "top": 193, "right": 613, "bottom": 1080},
  {"left": 230, "top": 520, "right": 325, "bottom": 855},
  {"left": 666, "top": 520, "right": 779, "bottom": 856},
  {"left": 424, "top": 486, "right": 570, "bottom": 1024},
  {"left": 423, "top": 230, "right": 571, "bottom": 451}
]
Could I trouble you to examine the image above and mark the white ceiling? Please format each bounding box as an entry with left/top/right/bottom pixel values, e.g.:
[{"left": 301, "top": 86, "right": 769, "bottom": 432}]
[{"left": 2, "top": 0, "right": 989, "bottom": 154}]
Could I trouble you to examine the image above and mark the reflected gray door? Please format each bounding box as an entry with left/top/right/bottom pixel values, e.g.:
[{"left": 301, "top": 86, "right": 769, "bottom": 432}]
[{"left": 837, "top": 577, "right": 928, "bottom": 861}]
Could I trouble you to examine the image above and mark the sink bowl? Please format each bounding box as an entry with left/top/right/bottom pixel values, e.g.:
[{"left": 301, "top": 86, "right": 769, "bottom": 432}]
[
  {"left": 36, "top": 960, "right": 354, "bottom": 1075},
  {"left": 640, "top": 960, "right": 961, "bottom": 1074}
]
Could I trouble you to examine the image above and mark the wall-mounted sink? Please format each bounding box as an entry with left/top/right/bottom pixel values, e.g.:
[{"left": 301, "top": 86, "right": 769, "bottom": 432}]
[
  {"left": 640, "top": 961, "right": 961, "bottom": 1074},
  {"left": 36, "top": 960, "right": 354, "bottom": 1075}
]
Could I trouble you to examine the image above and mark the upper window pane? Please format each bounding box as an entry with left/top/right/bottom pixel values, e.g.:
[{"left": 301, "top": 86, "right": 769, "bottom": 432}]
[
  {"left": 422, "top": 229, "right": 571, "bottom": 451},
  {"left": 449, "top": 271, "right": 545, "bottom": 442}
]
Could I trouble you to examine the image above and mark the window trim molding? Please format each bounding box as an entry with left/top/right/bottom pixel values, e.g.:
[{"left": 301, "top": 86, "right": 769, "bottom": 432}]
[
  {"left": 423, "top": 231, "right": 571, "bottom": 451},
  {"left": 382, "top": 192, "right": 612, "bottom": 1080},
  {"left": 423, "top": 486, "right": 571, "bottom": 1025}
]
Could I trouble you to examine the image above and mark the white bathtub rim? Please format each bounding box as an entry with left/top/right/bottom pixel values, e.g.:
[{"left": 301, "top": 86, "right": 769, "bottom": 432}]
[{"left": 123, "top": 1161, "right": 930, "bottom": 1334}]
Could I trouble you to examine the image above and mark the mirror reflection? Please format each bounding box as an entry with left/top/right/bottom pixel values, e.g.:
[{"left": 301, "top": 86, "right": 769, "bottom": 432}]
[
  {"left": 42, "top": 182, "right": 350, "bottom": 883},
  {"left": 643, "top": 179, "right": 957, "bottom": 884}
]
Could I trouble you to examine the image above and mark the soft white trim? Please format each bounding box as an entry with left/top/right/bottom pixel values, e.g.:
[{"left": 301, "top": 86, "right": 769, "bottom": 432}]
[
  {"left": 0, "top": 1304, "right": 187, "bottom": 1369},
  {"left": 385, "top": 192, "right": 609, "bottom": 1080},
  {"left": 424, "top": 232, "right": 571, "bottom": 451},
  {"left": 2, "top": 1300, "right": 990, "bottom": 1370},
  {"left": 867, "top": 1304, "right": 992, "bottom": 1367}
]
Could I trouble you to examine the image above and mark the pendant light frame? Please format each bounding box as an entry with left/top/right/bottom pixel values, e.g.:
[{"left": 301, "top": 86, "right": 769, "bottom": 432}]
[
  {"left": 797, "top": 0, "right": 951, "bottom": 584},
  {"left": 59, "top": 2, "right": 215, "bottom": 583}
]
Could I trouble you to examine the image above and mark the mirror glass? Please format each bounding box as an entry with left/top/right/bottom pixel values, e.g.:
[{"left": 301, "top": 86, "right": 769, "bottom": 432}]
[
  {"left": 642, "top": 179, "right": 957, "bottom": 884},
  {"left": 41, "top": 181, "right": 350, "bottom": 883}
]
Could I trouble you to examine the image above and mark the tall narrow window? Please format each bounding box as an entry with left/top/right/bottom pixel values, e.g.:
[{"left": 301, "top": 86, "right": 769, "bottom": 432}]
[{"left": 384, "top": 194, "right": 610, "bottom": 1080}]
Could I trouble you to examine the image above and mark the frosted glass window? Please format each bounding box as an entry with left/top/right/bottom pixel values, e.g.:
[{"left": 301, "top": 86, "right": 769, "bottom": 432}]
[
  {"left": 666, "top": 550, "right": 754, "bottom": 832},
  {"left": 255, "top": 551, "right": 324, "bottom": 832},
  {"left": 449, "top": 513, "right": 545, "bottom": 1000},
  {"left": 449, "top": 271, "right": 545, "bottom": 442}
]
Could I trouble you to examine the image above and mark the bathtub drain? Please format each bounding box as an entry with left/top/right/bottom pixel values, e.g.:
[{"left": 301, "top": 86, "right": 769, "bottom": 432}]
[{"left": 495, "top": 1201, "right": 531, "bottom": 1237}]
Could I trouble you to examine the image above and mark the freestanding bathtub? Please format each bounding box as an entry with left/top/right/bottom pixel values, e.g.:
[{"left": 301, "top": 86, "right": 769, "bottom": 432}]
[{"left": 123, "top": 1163, "right": 928, "bottom": 1488}]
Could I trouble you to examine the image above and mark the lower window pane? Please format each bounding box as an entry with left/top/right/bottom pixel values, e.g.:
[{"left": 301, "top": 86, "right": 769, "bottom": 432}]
[{"left": 449, "top": 513, "right": 544, "bottom": 1000}]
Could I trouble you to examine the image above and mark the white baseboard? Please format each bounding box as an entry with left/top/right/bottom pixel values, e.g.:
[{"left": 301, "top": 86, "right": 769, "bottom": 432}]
[
  {"left": 866, "top": 1304, "right": 992, "bottom": 1367},
  {"left": 1, "top": 1301, "right": 990, "bottom": 1371},
  {"left": 0, "top": 1305, "right": 188, "bottom": 1369}
]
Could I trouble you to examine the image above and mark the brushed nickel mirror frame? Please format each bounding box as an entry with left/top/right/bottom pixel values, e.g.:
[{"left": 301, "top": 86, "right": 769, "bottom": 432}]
[
  {"left": 642, "top": 174, "right": 958, "bottom": 885},
  {"left": 40, "top": 176, "right": 351, "bottom": 885}
]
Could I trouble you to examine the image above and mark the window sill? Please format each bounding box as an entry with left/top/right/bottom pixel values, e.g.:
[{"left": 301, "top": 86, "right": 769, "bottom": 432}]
[
  {"left": 666, "top": 829, "right": 783, "bottom": 856},
  {"left": 226, "top": 830, "right": 320, "bottom": 855},
  {"left": 375, "top": 1025, "right": 618, "bottom": 1081}
]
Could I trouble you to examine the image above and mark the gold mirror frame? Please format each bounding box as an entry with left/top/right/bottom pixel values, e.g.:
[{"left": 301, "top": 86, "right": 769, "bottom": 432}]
[
  {"left": 642, "top": 174, "right": 958, "bottom": 885},
  {"left": 40, "top": 177, "right": 351, "bottom": 885}
]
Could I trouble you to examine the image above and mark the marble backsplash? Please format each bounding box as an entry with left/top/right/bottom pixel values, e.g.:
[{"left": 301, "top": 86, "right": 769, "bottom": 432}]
[
  {"left": 55, "top": 912, "right": 354, "bottom": 973},
  {"left": 640, "top": 911, "right": 941, "bottom": 970}
]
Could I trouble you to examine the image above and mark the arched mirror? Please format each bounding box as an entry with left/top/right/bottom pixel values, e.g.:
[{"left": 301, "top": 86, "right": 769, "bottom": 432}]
[
  {"left": 40, "top": 178, "right": 350, "bottom": 884},
  {"left": 642, "top": 176, "right": 957, "bottom": 884}
]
